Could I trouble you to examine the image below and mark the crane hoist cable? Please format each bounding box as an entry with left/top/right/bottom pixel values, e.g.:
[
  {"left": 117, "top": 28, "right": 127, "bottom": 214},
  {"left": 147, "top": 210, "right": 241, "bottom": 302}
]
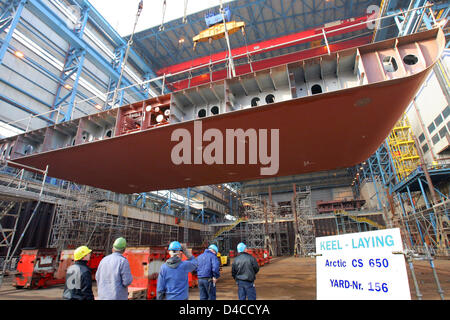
[
  {"left": 220, "top": 0, "right": 236, "bottom": 78},
  {"left": 159, "top": 0, "right": 167, "bottom": 31},
  {"left": 182, "top": 0, "right": 188, "bottom": 24},
  {"left": 111, "top": 0, "right": 143, "bottom": 108},
  {"left": 191, "top": 1, "right": 245, "bottom": 78}
]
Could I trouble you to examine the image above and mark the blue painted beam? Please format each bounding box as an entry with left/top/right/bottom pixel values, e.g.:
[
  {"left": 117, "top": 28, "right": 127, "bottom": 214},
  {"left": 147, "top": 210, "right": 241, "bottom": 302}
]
[
  {"left": 53, "top": 5, "right": 90, "bottom": 122},
  {"left": 400, "top": 0, "right": 427, "bottom": 36},
  {"left": 70, "top": 0, "right": 166, "bottom": 92},
  {"left": 0, "top": 77, "right": 51, "bottom": 110},
  {"left": 0, "top": 93, "right": 55, "bottom": 124},
  {"left": 0, "top": 0, "right": 26, "bottom": 64},
  {"left": 70, "top": 0, "right": 156, "bottom": 75},
  {"left": 26, "top": 0, "right": 146, "bottom": 101},
  {"left": 64, "top": 50, "right": 86, "bottom": 121}
]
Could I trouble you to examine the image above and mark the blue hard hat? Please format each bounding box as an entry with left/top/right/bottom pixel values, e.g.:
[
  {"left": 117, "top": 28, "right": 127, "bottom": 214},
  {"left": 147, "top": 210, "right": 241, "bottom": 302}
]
[
  {"left": 208, "top": 244, "right": 219, "bottom": 254},
  {"left": 237, "top": 242, "right": 247, "bottom": 253},
  {"left": 168, "top": 241, "right": 182, "bottom": 251}
]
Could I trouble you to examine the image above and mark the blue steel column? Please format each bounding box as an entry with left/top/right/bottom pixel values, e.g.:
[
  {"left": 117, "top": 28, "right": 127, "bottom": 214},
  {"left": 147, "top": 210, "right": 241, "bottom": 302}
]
[
  {"left": 398, "top": 0, "right": 427, "bottom": 36},
  {"left": 26, "top": 0, "right": 147, "bottom": 104},
  {"left": 104, "top": 45, "right": 126, "bottom": 109},
  {"left": 417, "top": 177, "right": 430, "bottom": 209},
  {"left": 0, "top": 0, "right": 26, "bottom": 64},
  {"left": 52, "top": 5, "right": 90, "bottom": 122},
  {"left": 142, "top": 72, "right": 154, "bottom": 98},
  {"left": 406, "top": 185, "right": 426, "bottom": 245},
  {"left": 397, "top": 193, "right": 415, "bottom": 247},
  {"left": 367, "top": 157, "right": 383, "bottom": 210}
]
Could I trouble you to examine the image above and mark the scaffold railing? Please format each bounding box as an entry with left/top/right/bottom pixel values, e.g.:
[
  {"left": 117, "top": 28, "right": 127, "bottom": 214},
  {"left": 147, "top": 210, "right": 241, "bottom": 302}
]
[{"left": 398, "top": 199, "right": 450, "bottom": 257}]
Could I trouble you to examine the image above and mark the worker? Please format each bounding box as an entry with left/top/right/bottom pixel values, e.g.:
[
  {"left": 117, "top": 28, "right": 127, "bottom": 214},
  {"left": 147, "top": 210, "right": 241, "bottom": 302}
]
[
  {"left": 231, "top": 242, "right": 259, "bottom": 300},
  {"left": 62, "top": 245, "right": 94, "bottom": 300},
  {"left": 157, "top": 241, "right": 198, "bottom": 300},
  {"left": 95, "top": 237, "right": 133, "bottom": 300},
  {"left": 196, "top": 244, "right": 220, "bottom": 300}
]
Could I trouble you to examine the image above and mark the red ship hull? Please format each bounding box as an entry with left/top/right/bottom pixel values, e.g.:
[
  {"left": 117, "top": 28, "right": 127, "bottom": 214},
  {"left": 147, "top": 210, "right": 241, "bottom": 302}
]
[{"left": 12, "top": 68, "right": 431, "bottom": 193}]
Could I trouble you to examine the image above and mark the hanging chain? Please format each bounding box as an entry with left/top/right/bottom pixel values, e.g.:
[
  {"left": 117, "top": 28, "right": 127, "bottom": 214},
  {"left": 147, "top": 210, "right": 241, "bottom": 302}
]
[
  {"left": 159, "top": 0, "right": 167, "bottom": 31},
  {"left": 182, "top": 0, "right": 188, "bottom": 24}
]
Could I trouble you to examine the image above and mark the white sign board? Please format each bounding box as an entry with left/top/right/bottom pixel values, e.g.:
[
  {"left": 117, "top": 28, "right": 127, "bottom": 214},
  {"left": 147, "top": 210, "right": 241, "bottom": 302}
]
[{"left": 316, "top": 228, "right": 411, "bottom": 300}]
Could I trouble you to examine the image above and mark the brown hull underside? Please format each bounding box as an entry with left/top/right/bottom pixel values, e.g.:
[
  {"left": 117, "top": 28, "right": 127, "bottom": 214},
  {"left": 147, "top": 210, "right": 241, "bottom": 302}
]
[{"left": 12, "top": 67, "right": 431, "bottom": 194}]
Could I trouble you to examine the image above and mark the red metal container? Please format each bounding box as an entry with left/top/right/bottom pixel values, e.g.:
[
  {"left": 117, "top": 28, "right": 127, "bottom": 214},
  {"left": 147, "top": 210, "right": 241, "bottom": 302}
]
[
  {"left": 123, "top": 246, "right": 167, "bottom": 300},
  {"left": 258, "top": 249, "right": 265, "bottom": 266},
  {"left": 247, "top": 248, "right": 266, "bottom": 267},
  {"left": 14, "top": 248, "right": 64, "bottom": 289}
]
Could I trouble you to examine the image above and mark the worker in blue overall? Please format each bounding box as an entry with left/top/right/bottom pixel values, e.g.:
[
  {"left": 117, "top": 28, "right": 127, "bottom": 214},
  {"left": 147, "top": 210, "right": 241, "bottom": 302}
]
[
  {"left": 157, "top": 241, "right": 198, "bottom": 300},
  {"left": 196, "top": 244, "right": 221, "bottom": 300}
]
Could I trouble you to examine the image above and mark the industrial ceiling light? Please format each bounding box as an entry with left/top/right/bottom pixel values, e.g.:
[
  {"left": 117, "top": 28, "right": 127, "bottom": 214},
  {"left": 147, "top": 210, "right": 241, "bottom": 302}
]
[
  {"left": 95, "top": 104, "right": 102, "bottom": 110},
  {"left": 14, "top": 50, "right": 24, "bottom": 58},
  {"left": 64, "top": 84, "right": 73, "bottom": 90},
  {"left": 178, "top": 38, "right": 185, "bottom": 44}
]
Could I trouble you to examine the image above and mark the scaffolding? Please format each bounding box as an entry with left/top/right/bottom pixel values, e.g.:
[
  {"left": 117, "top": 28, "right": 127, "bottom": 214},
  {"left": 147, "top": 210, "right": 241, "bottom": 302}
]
[
  {"left": 50, "top": 182, "right": 119, "bottom": 251},
  {"left": 387, "top": 114, "right": 420, "bottom": 183},
  {"left": 49, "top": 182, "right": 181, "bottom": 251},
  {"left": 242, "top": 195, "right": 266, "bottom": 249},
  {"left": 273, "top": 220, "right": 291, "bottom": 256},
  {"left": 398, "top": 199, "right": 450, "bottom": 256},
  {"left": 0, "top": 161, "right": 49, "bottom": 287},
  {"left": 294, "top": 186, "right": 315, "bottom": 256}
]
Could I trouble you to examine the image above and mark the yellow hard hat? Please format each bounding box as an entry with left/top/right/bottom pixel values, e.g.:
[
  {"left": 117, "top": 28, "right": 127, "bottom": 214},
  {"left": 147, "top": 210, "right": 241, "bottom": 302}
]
[{"left": 74, "top": 246, "right": 92, "bottom": 261}]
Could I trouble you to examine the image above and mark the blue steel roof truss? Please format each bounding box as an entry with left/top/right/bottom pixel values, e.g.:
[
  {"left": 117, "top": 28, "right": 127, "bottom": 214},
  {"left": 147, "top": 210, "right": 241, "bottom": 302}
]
[{"left": 132, "top": 0, "right": 377, "bottom": 75}]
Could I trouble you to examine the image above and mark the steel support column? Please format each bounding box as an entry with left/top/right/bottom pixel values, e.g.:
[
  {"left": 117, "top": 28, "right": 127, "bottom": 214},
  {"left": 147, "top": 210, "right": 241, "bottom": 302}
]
[
  {"left": 104, "top": 45, "right": 126, "bottom": 109},
  {"left": 51, "top": 5, "right": 90, "bottom": 122},
  {"left": 0, "top": 0, "right": 26, "bottom": 64}
]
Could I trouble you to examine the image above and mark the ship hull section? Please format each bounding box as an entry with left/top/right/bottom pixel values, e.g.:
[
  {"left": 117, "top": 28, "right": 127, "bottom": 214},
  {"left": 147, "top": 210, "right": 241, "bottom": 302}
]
[{"left": 13, "top": 68, "right": 430, "bottom": 193}]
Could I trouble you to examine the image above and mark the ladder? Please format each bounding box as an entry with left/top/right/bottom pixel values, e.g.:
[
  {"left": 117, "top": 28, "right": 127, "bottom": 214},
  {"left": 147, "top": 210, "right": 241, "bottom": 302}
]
[
  {"left": 162, "top": 225, "right": 179, "bottom": 245},
  {"left": 0, "top": 201, "right": 21, "bottom": 269}
]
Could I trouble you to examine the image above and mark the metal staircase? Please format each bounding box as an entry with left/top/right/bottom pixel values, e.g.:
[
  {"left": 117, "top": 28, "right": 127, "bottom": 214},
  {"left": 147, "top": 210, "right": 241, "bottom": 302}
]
[
  {"left": 334, "top": 209, "right": 385, "bottom": 234},
  {"left": 212, "top": 217, "right": 247, "bottom": 240}
]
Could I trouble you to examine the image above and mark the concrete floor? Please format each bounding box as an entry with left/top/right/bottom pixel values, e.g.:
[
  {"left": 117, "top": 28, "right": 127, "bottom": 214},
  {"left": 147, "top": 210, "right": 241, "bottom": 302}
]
[{"left": 0, "top": 257, "right": 449, "bottom": 300}]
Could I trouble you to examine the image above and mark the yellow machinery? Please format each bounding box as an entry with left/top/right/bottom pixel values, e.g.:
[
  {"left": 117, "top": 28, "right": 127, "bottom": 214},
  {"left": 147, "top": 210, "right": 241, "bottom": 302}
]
[
  {"left": 217, "top": 252, "right": 229, "bottom": 267},
  {"left": 193, "top": 21, "right": 245, "bottom": 49},
  {"left": 386, "top": 114, "right": 420, "bottom": 182}
]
